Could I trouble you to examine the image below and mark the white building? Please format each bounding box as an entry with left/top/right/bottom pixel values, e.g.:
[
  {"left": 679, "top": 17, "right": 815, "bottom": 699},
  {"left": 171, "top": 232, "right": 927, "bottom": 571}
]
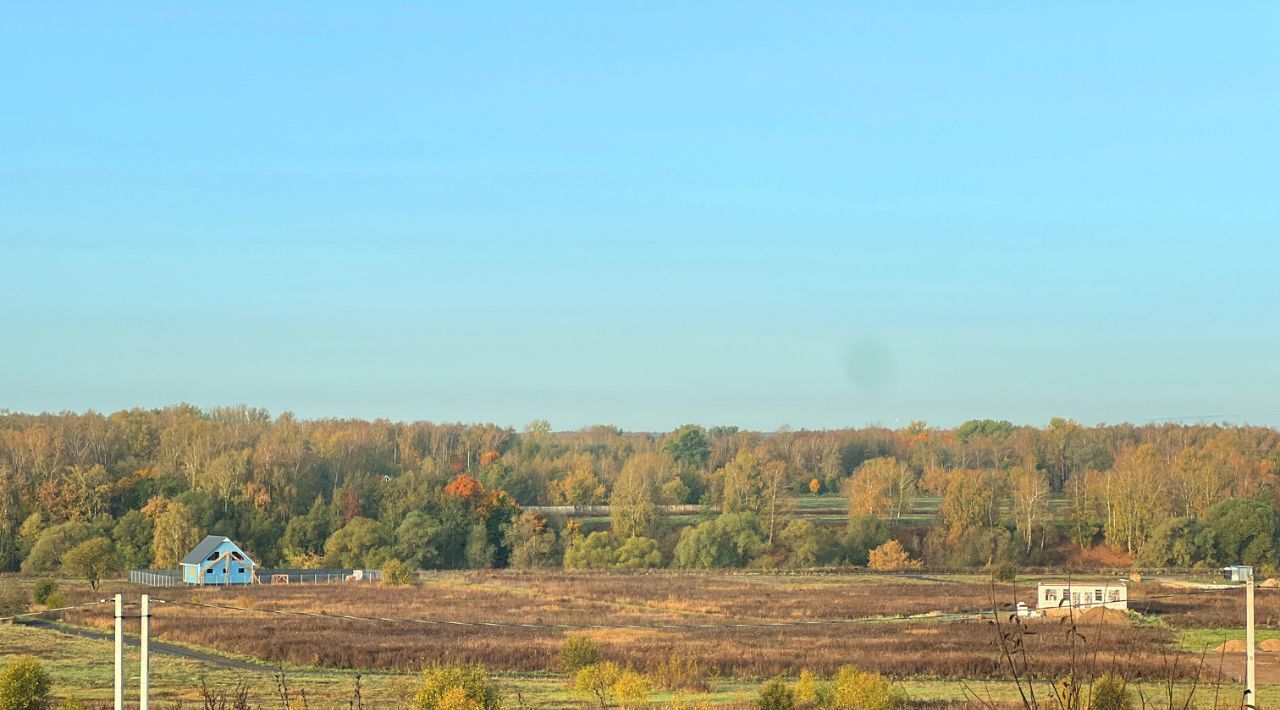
[
  {"left": 1223, "top": 565, "right": 1254, "bottom": 582},
  {"left": 1036, "top": 580, "right": 1127, "bottom": 612}
]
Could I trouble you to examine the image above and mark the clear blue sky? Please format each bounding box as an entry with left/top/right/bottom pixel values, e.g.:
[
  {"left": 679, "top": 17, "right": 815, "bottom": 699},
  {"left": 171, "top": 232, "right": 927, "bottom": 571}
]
[{"left": 3, "top": 3, "right": 1278, "bottom": 431}]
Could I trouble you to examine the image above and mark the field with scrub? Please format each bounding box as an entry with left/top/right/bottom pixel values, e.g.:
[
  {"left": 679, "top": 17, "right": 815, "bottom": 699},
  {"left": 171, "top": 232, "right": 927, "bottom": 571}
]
[{"left": 1, "top": 570, "right": 1272, "bottom": 707}]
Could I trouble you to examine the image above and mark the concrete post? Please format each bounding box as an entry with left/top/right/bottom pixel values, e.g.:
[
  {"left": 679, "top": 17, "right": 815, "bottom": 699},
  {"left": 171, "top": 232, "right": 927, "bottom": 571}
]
[
  {"left": 140, "top": 594, "right": 150, "bottom": 710},
  {"left": 1246, "top": 572, "right": 1256, "bottom": 708},
  {"left": 114, "top": 593, "right": 124, "bottom": 710}
]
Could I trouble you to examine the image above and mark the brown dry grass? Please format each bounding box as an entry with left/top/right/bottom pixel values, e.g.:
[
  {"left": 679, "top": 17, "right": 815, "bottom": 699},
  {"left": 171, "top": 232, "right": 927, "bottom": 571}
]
[
  {"left": 56, "top": 572, "right": 1245, "bottom": 682},
  {"left": 1129, "top": 582, "right": 1280, "bottom": 627}
]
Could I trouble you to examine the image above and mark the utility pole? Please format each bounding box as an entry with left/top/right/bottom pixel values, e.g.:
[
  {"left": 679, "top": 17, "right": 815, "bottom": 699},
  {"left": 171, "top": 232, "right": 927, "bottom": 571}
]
[
  {"left": 114, "top": 593, "right": 124, "bottom": 710},
  {"left": 1224, "top": 565, "right": 1257, "bottom": 709},
  {"left": 140, "top": 594, "right": 150, "bottom": 710},
  {"left": 1247, "top": 570, "right": 1256, "bottom": 709}
]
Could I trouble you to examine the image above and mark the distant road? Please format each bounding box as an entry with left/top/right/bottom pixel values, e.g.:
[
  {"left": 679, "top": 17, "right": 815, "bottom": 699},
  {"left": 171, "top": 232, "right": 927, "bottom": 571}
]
[{"left": 20, "top": 619, "right": 275, "bottom": 673}]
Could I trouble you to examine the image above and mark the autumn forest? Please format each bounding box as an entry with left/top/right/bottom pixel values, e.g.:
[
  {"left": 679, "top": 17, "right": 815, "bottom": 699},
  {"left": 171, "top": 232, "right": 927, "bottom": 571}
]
[{"left": 3, "top": 406, "right": 1279, "bottom": 579}]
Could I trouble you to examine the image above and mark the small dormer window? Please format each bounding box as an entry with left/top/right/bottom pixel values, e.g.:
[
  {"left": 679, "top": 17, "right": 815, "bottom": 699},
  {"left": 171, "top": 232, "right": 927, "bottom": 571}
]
[
  {"left": 231, "top": 551, "right": 245, "bottom": 561},
  {"left": 207, "top": 552, "right": 219, "bottom": 561}
]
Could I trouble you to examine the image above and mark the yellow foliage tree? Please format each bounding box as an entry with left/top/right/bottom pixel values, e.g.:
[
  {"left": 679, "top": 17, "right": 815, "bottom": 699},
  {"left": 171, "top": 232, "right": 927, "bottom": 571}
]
[
  {"left": 938, "top": 468, "right": 1003, "bottom": 541},
  {"left": 867, "top": 540, "right": 922, "bottom": 571},
  {"left": 1098, "top": 444, "right": 1172, "bottom": 554},
  {"left": 149, "top": 500, "right": 201, "bottom": 568},
  {"left": 844, "top": 458, "right": 915, "bottom": 521},
  {"left": 574, "top": 662, "right": 621, "bottom": 709},
  {"left": 555, "top": 457, "right": 606, "bottom": 506}
]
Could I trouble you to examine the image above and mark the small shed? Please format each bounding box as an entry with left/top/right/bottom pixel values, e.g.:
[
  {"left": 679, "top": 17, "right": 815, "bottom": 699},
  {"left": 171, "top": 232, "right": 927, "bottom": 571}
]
[
  {"left": 1036, "top": 580, "right": 1127, "bottom": 613},
  {"left": 180, "top": 535, "right": 257, "bottom": 585},
  {"left": 1223, "top": 565, "right": 1254, "bottom": 583}
]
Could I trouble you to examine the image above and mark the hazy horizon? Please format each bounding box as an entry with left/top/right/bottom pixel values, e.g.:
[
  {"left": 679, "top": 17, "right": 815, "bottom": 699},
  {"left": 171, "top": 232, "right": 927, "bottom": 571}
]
[{"left": 4, "top": 402, "right": 1279, "bottom": 435}]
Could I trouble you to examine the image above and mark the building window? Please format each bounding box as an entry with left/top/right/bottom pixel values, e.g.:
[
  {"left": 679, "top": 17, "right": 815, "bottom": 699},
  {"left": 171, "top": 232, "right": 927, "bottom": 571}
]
[
  {"left": 1094, "top": 589, "right": 1104, "bottom": 602},
  {"left": 1044, "top": 588, "right": 1057, "bottom": 601},
  {"left": 237, "top": 568, "right": 245, "bottom": 574},
  {"left": 1108, "top": 591, "right": 1120, "bottom": 603}
]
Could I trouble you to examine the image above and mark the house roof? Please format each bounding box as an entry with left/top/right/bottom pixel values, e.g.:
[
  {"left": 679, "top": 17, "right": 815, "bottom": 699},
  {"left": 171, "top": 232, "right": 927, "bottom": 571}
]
[{"left": 180, "top": 535, "right": 235, "bottom": 566}]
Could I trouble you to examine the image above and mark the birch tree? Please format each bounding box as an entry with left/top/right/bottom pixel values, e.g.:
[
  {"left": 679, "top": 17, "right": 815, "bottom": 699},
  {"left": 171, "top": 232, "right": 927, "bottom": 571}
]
[{"left": 1009, "top": 463, "right": 1050, "bottom": 552}]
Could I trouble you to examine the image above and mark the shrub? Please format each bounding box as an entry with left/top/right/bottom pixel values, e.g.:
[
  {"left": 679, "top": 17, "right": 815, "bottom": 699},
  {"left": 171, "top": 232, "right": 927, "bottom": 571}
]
[
  {"left": 0, "top": 587, "right": 29, "bottom": 619},
  {"left": 826, "top": 666, "right": 907, "bottom": 710},
  {"left": 20, "top": 521, "right": 95, "bottom": 574},
  {"left": 40, "top": 594, "right": 65, "bottom": 614},
  {"left": 574, "top": 662, "right": 621, "bottom": 708},
  {"left": 382, "top": 559, "right": 415, "bottom": 586},
  {"left": 559, "top": 635, "right": 603, "bottom": 673},
  {"left": 673, "top": 513, "right": 767, "bottom": 568},
  {"left": 411, "top": 665, "right": 501, "bottom": 710},
  {"left": 866, "top": 540, "right": 922, "bottom": 571},
  {"left": 1090, "top": 673, "right": 1134, "bottom": 710},
  {"left": 843, "top": 516, "right": 891, "bottom": 566},
  {"left": 779, "top": 520, "right": 839, "bottom": 568},
  {"left": 436, "top": 687, "right": 482, "bottom": 710},
  {"left": 503, "top": 513, "right": 561, "bottom": 569},
  {"left": 646, "top": 653, "right": 704, "bottom": 691},
  {"left": 613, "top": 536, "right": 663, "bottom": 569},
  {"left": 793, "top": 670, "right": 819, "bottom": 706},
  {"left": 613, "top": 669, "right": 650, "bottom": 708},
  {"left": 0, "top": 655, "right": 52, "bottom": 710},
  {"left": 993, "top": 560, "right": 1018, "bottom": 582},
  {"left": 757, "top": 678, "right": 795, "bottom": 710},
  {"left": 31, "top": 581, "right": 57, "bottom": 607},
  {"left": 564, "top": 532, "right": 621, "bottom": 569}
]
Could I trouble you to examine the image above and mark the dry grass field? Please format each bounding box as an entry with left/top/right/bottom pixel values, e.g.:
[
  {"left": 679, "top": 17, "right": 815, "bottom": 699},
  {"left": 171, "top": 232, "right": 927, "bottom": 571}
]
[{"left": 55, "top": 571, "right": 1266, "bottom": 684}]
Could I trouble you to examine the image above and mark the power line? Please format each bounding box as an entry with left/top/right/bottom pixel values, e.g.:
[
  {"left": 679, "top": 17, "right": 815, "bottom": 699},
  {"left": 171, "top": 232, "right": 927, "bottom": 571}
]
[{"left": 0, "top": 599, "right": 116, "bottom": 624}]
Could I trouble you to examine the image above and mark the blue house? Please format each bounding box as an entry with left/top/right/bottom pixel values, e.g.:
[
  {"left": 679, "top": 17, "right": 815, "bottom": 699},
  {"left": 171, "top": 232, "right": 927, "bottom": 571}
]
[{"left": 180, "top": 535, "right": 257, "bottom": 585}]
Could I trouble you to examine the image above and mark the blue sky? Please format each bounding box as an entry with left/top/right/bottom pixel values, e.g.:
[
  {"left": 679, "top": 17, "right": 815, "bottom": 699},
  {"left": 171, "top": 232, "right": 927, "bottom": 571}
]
[{"left": 2, "top": 3, "right": 1278, "bottom": 431}]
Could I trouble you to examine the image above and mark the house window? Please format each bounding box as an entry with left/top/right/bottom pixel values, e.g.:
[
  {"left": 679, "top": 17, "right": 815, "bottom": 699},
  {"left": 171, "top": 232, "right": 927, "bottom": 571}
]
[
  {"left": 1094, "top": 589, "right": 1103, "bottom": 602},
  {"left": 237, "top": 568, "right": 245, "bottom": 574},
  {"left": 1044, "top": 588, "right": 1057, "bottom": 601},
  {"left": 1108, "top": 591, "right": 1120, "bottom": 603},
  {"left": 206, "top": 567, "right": 215, "bottom": 574}
]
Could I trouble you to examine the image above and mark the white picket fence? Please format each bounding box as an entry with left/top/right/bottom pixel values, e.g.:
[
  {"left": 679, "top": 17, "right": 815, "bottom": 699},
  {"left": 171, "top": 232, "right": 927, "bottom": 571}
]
[{"left": 129, "top": 570, "right": 181, "bottom": 587}]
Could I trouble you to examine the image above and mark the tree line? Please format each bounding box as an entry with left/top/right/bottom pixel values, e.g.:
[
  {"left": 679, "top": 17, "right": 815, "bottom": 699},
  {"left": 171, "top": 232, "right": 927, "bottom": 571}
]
[{"left": 1, "top": 406, "right": 1278, "bottom": 578}]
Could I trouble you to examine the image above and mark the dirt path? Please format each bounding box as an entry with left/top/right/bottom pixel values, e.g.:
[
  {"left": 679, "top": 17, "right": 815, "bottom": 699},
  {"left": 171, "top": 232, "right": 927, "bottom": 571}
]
[{"left": 20, "top": 618, "right": 276, "bottom": 673}]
